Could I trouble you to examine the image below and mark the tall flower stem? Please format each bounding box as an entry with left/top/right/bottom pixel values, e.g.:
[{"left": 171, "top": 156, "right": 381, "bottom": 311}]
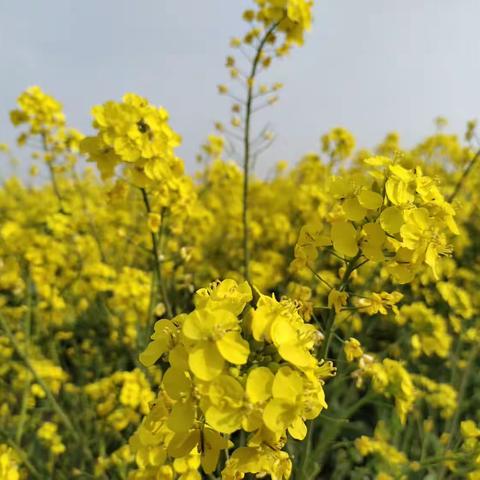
[
  {"left": 319, "top": 252, "right": 363, "bottom": 359},
  {"left": 301, "top": 391, "right": 377, "bottom": 479},
  {"left": 242, "top": 20, "right": 282, "bottom": 282},
  {"left": 41, "top": 133, "right": 65, "bottom": 213},
  {"left": 438, "top": 344, "right": 479, "bottom": 479},
  {"left": 0, "top": 314, "right": 93, "bottom": 462},
  {"left": 448, "top": 147, "right": 480, "bottom": 202},
  {"left": 298, "top": 253, "right": 364, "bottom": 478},
  {"left": 15, "top": 273, "right": 33, "bottom": 446},
  {"left": 140, "top": 188, "right": 173, "bottom": 318}
]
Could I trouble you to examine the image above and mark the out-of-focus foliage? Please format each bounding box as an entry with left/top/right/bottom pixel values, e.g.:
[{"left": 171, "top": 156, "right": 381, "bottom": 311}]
[{"left": 1, "top": 1, "right": 480, "bottom": 479}]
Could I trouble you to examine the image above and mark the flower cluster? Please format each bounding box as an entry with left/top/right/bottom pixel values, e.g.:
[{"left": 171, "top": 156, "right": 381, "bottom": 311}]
[
  {"left": 80, "top": 93, "right": 184, "bottom": 189},
  {"left": 355, "top": 422, "right": 410, "bottom": 478},
  {"left": 254, "top": 0, "right": 313, "bottom": 47},
  {"left": 293, "top": 157, "right": 459, "bottom": 283},
  {"left": 0, "top": 444, "right": 22, "bottom": 480},
  {"left": 130, "top": 279, "right": 333, "bottom": 478},
  {"left": 1, "top": 1, "right": 480, "bottom": 479},
  {"left": 37, "top": 422, "right": 66, "bottom": 456},
  {"left": 84, "top": 369, "right": 155, "bottom": 432},
  {"left": 10, "top": 85, "right": 83, "bottom": 167},
  {"left": 10, "top": 85, "right": 65, "bottom": 133}
]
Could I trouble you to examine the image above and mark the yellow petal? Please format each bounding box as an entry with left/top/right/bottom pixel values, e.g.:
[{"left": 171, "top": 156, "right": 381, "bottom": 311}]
[
  {"left": 263, "top": 399, "right": 296, "bottom": 433},
  {"left": 246, "top": 367, "right": 274, "bottom": 403},
  {"left": 343, "top": 197, "right": 366, "bottom": 222},
  {"left": 201, "top": 429, "right": 228, "bottom": 474},
  {"left": 162, "top": 367, "right": 192, "bottom": 400},
  {"left": 169, "top": 344, "right": 189, "bottom": 371},
  {"left": 358, "top": 190, "right": 383, "bottom": 210},
  {"left": 182, "top": 310, "right": 210, "bottom": 341},
  {"left": 363, "top": 223, "right": 386, "bottom": 246},
  {"left": 168, "top": 430, "right": 200, "bottom": 458},
  {"left": 380, "top": 206, "right": 404, "bottom": 235},
  {"left": 363, "top": 156, "right": 392, "bottom": 167},
  {"left": 270, "top": 317, "right": 297, "bottom": 346},
  {"left": 216, "top": 331, "right": 250, "bottom": 365},
  {"left": 188, "top": 343, "right": 224, "bottom": 381},
  {"left": 278, "top": 343, "right": 316, "bottom": 370},
  {"left": 205, "top": 405, "right": 242, "bottom": 434},
  {"left": 208, "top": 375, "right": 244, "bottom": 406},
  {"left": 272, "top": 367, "right": 303, "bottom": 400},
  {"left": 167, "top": 400, "right": 195, "bottom": 433},
  {"left": 139, "top": 339, "right": 167, "bottom": 367},
  {"left": 331, "top": 221, "right": 358, "bottom": 257},
  {"left": 288, "top": 416, "right": 307, "bottom": 440}
]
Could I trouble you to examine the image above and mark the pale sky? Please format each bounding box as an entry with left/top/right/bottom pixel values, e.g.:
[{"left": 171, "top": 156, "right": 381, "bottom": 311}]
[{"left": 1, "top": 0, "right": 479, "bottom": 178}]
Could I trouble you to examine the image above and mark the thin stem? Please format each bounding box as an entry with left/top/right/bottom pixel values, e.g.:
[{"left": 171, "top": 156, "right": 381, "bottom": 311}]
[
  {"left": 15, "top": 272, "right": 33, "bottom": 445},
  {"left": 319, "top": 252, "right": 362, "bottom": 359},
  {"left": 140, "top": 188, "right": 173, "bottom": 318},
  {"left": 300, "top": 420, "right": 314, "bottom": 478},
  {"left": 242, "top": 20, "right": 282, "bottom": 282},
  {"left": 47, "top": 163, "right": 65, "bottom": 212},
  {"left": 304, "top": 391, "right": 376, "bottom": 479},
  {"left": 41, "top": 133, "right": 65, "bottom": 213},
  {"left": 0, "top": 314, "right": 93, "bottom": 462},
  {"left": 1, "top": 437, "right": 42, "bottom": 479},
  {"left": 448, "top": 148, "right": 480, "bottom": 202},
  {"left": 308, "top": 265, "right": 334, "bottom": 290},
  {"left": 72, "top": 169, "right": 107, "bottom": 262},
  {"left": 438, "top": 344, "right": 479, "bottom": 479}
]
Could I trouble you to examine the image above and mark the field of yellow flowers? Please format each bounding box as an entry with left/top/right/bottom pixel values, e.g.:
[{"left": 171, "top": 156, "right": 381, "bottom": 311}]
[{"left": 1, "top": 1, "right": 480, "bottom": 479}]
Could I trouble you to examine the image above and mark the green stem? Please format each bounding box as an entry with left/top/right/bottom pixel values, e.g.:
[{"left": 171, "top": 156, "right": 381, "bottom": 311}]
[
  {"left": 299, "top": 419, "right": 314, "bottom": 478},
  {"left": 242, "top": 20, "right": 282, "bottom": 282},
  {"left": 448, "top": 147, "right": 480, "bottom": 202},
  {"left": 72, "top": 169, "right": 107, "bottom": 262},
  {"left": 41, "top": 133, "right": 65, "bottom": 213},
  {"left": 15, "top": 272, "right": 33, "bottom": 445},
  {"left": 2, "top": 437, "right": 42, "bottom": 479},
  {"left": 319, "top": 252, "right": 362, "bottom": 359},
  {"left": 47, "top": 162, "right": 65, "bottom": 211},
  {"left": 304, "top": 392, "right": 376, "bottom": 479},
  {"left": 0, "top": 314, "right": 93, "bottom": 462},
  {"left": 439, "top": 344, "right": 479, "bottom": 479},
  {"left": 140, "top": 188, "right": 173, "bottom": 318}
]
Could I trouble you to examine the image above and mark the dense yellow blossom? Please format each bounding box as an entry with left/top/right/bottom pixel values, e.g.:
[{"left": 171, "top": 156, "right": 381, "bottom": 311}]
[
  {"left": 1, "top": 2, "right": 479, "bottom": 479},
  {"left": 0, "top": 444, "right": 21, "bottom": 480},
  {"left": 80, "top": 93, "right": 183, "bottom": 190},
  {"left": 129, "top": 280, "right": 331, "bottom": 477}
]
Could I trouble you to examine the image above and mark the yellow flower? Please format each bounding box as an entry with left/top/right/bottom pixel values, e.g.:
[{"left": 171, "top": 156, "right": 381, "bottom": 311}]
[
  {"left": 205, "top": 375, "right": 244, "bottom": 433},
  {"left": 263, "top": 366, "right": 326, "bottom": 441},
  {"left": 81, "top": 93, "right": 183, "bottom": 189},
  {"left": 222, "top": 445, "right": 292, "bottom": 480},
  {"left": 140, "top": 319, "right": 178, "bottom": 367},
  {"left": 331, "top": 221, "right": 358, "bottom": 258},
  {"left": 461, "top": 420, "right": 480, "bottom": 439},
  {"left": 344, "top": 338, "right": 363, "bottom": 362},
  {"left": 147, "top": 213, "right": 161, "bottom": 233},
  {"left": 328, "top": 289, "right": 348, "bottom": 314},
  {"left": 182, "top": 308, "right": 249, "bottom": 381},
  {"left": 194, "top": 279, "right": 252, "bottom": 315}
]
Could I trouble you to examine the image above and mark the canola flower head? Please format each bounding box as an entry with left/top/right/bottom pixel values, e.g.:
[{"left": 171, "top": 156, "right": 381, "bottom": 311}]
[
  {"left": 80, "top": 93, "right": 184, "bottom": 189},
  {"left": 37, "top": 421, "right": 66, "bottom": 455},
  {"left": 10, "top": 86, "right": 83, "bottom": 171},
  {"left": 254, "top": 0, "right": 313, "bottom": 46},
  {"left": 294, "top": 156, "right": 459, "bottom": 283},
  {"left": 2, "top": 3, "right": 480, "bottom": 477},
  {"left": 0, "top": 444, "right": 21, "bottom": 480},
  {"left": 129, "top": 279, "right": 331, "bottom": 477},
  {"left": 10, "top": 85, "right": 65, "bottom": 133}
]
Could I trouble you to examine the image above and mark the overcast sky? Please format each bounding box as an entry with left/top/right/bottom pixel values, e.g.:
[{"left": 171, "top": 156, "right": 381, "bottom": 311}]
[{"left": 1, "top": 0, "right": 479, "bottom": 178}]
